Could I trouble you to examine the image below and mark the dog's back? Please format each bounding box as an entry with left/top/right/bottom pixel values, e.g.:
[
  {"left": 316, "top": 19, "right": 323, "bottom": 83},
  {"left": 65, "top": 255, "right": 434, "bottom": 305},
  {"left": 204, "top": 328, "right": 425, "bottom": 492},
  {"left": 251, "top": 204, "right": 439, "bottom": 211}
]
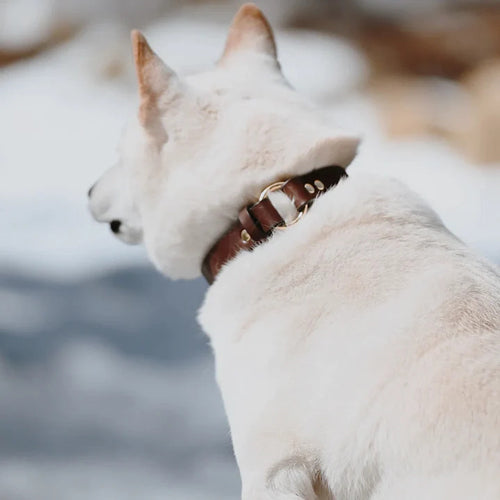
[{"left": 201, "top": 173, "right": 500, "bottom": 499}]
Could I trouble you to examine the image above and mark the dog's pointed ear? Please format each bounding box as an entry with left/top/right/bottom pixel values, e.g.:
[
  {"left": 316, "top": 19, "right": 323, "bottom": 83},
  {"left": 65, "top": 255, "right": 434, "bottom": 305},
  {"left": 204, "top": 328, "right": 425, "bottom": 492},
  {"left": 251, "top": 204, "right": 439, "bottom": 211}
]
[
  {"left": 219, "top": 3, "right": 278, "bottom": 66},
  {"left": 131, "top": 30, "right": 178, "bottom": 143}
]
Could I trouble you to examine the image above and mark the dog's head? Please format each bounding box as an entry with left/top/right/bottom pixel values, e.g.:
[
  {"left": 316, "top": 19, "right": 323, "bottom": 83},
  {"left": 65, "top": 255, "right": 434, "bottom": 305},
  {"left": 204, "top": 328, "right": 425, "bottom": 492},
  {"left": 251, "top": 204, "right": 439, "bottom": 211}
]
[{"left": 88, "top": 3, "right": 359, "bottom": 279}]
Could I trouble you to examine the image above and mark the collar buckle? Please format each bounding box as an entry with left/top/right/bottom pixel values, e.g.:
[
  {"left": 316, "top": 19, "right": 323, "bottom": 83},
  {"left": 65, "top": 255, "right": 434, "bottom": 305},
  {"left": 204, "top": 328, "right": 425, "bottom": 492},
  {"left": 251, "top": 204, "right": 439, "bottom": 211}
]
[{"left": 258, "top": 181, "right": 308, "bottom": 229}]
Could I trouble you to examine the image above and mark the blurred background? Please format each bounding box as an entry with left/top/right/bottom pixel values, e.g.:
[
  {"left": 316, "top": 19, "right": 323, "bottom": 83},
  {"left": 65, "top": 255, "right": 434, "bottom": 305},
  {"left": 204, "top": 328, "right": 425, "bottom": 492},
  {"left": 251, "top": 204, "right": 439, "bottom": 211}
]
[{"left": 1, "top": 0, "right": 499, "bottom": 498}]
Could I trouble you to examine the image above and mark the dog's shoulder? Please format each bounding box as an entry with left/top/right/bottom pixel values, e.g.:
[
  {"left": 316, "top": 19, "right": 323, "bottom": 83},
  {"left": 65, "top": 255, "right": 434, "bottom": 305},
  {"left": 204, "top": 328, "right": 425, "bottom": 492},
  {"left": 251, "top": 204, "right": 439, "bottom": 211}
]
[
  {"left": 201, "top": 172, "right": 499, "bottom": 341},
  {"left": 320, "top": 172, "right": 444, "bottom": 230}
]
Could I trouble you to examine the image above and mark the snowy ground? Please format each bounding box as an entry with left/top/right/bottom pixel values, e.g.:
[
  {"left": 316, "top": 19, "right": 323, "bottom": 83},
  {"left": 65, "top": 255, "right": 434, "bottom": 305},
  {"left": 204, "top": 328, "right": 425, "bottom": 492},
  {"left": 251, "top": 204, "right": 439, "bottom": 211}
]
[{"left": 1, "top": 10, "right": 499, "bottom": 500}]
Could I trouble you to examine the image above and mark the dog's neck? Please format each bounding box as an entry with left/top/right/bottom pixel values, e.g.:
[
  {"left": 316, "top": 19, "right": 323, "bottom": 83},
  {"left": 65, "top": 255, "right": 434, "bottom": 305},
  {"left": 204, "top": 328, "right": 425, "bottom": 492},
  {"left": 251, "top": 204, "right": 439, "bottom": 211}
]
[{"left": 202, "top": 165, "right": 347, "bottom": 283}]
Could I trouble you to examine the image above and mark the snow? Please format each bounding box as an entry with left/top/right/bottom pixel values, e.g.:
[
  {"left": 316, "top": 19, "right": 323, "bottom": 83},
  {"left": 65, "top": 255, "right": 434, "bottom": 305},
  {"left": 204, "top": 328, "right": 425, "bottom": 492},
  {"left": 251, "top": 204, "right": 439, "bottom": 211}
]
[
  {"left": 0, "top": 0, "right": 55, "bottom": 50},
  {"left": 0, "top": 24, "right": 145, "bottom": 279}
]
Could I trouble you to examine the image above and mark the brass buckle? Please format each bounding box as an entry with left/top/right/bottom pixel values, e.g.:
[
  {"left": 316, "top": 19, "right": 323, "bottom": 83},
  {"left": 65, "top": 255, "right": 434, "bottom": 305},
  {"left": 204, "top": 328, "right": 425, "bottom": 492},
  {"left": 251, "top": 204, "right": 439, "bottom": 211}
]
[{"left": 258, "top": 181, "right": 308, "bottom": 230}]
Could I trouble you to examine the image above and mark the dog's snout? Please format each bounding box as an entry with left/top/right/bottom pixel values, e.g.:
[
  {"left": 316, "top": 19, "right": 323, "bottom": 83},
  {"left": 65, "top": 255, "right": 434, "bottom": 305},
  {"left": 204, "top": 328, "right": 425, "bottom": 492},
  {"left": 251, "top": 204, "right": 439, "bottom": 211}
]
[
  {"left": 110, "top": 220, "right": 122, "bottom": 234},
  {"left": 88, "top": 183, "right": 96, "bottom": 198}
]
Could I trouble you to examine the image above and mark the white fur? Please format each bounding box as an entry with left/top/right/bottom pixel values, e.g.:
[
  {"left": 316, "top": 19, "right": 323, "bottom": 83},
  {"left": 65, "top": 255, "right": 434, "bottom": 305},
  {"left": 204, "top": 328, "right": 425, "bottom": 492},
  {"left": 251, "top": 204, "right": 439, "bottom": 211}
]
[
  {"left": 200, "top": 173, "right": 500, "bottom": 499},
  {"left": 89, "top": 7, "right": 500, "bottom": 499}
]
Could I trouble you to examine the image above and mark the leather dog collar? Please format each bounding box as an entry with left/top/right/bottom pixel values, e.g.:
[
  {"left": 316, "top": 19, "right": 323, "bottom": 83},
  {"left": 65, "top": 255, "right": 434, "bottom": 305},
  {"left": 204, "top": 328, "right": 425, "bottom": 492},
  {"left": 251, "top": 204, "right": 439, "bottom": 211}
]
[{"left": 201, "top": 165, "right": 347, "bottom": 284}]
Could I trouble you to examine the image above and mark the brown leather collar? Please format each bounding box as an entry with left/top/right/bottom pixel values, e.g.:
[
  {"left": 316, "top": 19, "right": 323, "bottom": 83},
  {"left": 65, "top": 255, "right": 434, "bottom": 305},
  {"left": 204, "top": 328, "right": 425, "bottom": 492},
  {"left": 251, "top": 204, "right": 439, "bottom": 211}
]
[{"left": 201, "top": 165, "right": 347, "bottom": 284}]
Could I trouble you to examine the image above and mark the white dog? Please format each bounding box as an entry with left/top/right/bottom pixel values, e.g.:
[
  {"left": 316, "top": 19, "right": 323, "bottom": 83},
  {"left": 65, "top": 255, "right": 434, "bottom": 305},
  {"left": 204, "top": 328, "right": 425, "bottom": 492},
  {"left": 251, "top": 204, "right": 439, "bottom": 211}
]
[{"left": 88, "top": 4, "right": 500, "bottom": 499}]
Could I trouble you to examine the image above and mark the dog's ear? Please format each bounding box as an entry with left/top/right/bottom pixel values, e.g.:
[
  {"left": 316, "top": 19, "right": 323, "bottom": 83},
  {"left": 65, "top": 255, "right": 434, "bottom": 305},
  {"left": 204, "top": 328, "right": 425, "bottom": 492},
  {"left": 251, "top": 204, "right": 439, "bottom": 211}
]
[
  {"left": 219, "top": 3, "right": 278, "bottom": 68},
  {"left": 131, "top": 30, "right": 179, "bottom": 143}
]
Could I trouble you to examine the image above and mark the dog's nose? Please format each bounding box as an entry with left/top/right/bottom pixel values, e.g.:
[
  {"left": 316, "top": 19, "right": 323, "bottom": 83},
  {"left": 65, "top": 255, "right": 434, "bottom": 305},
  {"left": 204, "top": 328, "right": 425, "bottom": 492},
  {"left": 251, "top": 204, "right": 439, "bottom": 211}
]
[
  {"left": 110, "top": 220, "right": 121, "bottom": 234},
  {"left": 88, "top": 183, "right": 95, "bottom": 198}
]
